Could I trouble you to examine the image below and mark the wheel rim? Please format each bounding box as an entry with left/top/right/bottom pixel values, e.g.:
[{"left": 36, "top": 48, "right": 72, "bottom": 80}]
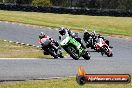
[
  {"left": 70, "top": 48, "right": 78, "bottom": 57},
  {"left": 68, "top": 47, "right": 79, "bottom": 59}
]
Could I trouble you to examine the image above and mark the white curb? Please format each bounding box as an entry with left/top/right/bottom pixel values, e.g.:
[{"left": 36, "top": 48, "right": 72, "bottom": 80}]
[{"left": 2, "top": 40, "right": 41, "bottom": 49}]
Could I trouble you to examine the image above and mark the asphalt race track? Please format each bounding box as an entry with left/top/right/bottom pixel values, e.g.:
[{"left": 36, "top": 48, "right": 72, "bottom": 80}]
[{"left": 0, "top": 21, "right": 132, "bottom": 81}]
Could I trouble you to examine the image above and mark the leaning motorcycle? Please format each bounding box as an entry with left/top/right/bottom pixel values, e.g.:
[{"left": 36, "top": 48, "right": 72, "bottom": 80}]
[
  {"left": 39, "top": 38, "right": 63, "bottom": 59},
  {"left": 83, "top": 32, "right": 110, "bottom": 50},
  {"left": 60, "top": 35, "right": 91, "bottom": 60},
  {"left": 95, "top": 37, "right": 113, "bottom": 57}
]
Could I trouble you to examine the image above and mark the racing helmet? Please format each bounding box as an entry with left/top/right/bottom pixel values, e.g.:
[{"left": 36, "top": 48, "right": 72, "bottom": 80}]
[
  {"left": 98, "top": 34, "right": 103, "bottom": 39},
  {"left": 59, "top": 27, "right": 66, "bottom": 35},
  {"left": 84, "top": 30, "right": 90, "bottom": 38},
  {"left": 39, "top": 32, "right": 45, "bottom": 39}
]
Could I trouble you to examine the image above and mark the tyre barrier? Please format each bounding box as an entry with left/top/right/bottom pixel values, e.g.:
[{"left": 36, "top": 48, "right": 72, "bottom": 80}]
[{"left": 0, "top": 3, "right": 132, "bottom": 17}]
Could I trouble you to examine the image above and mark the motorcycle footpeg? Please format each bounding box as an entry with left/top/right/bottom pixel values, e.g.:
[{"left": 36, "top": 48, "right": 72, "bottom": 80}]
[
  {"left": 109, "top": 46, "right": 113, "bottom": 48},
  {"left": 101, "top": 52, "right": 104, "bottom": 56}
]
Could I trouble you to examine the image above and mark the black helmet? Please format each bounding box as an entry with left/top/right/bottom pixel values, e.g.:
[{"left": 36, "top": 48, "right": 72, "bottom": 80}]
[
  {"left": 59, "top": 27, "right": 66, "bottom": 35},
  {"left": 98, "top": 34, "right": 103, "bottom": 38},
  {"left": 39, "top": 32, "right": 45, "bottom": 39},
  {"left": 84, "top": 30, "right": 90, "bottom": 38}
]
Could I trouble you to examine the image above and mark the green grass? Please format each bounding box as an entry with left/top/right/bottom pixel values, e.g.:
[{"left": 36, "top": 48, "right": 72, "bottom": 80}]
[
  {"left": 0, "top": 40, "right": 50, "bottom": 58},
  {"left": 0, "top": 10, "right": 132, "bottom": 36},
  {"left": 0, "top": 77, "right": 132, "bottom": 88}
]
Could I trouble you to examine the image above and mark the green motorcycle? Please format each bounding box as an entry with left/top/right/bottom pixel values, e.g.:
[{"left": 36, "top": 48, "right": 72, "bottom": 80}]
[{"left": 60, "top": 35, "right": 91, "bottom": 60}]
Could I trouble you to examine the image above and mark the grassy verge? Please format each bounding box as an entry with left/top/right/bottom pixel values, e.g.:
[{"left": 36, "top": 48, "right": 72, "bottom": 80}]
[
  {"left": 0, "top": 77, "right": 132, "bottom": 88},
  {"left": 0, "top": 40, "right": 50, "bottom": 58},
  {"left": 0, "top": 10, "right": 132, "bottom": 36}
]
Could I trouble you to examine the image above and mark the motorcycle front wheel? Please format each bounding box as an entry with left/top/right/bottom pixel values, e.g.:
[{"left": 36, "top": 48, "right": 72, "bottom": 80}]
[
  {"left": 67, "top": 46, "right": 79, "bottom": 60},
  {"left": 107, "top": 52, "right": 113, "bottom": 57}
]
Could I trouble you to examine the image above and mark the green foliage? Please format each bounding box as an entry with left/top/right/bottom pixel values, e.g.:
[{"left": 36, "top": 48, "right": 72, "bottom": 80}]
[
  {"left": 32, "top": 0, "right": 52, "bottom": 6},
  {"left": 127, "top": 0, "right": 132, "bottom": 10},
  {"left": 55, "top": 0, "right": 132, "bottom": 10},
  {"left": 0, "top": 0, "right": 15, "bottom": 3},
  {"left": 1, "top": 0, "right": 132, "bottom": 10},
  {"left": 96, "top": 0, "right": 132, "bottom": 10},
  {"left": 16, "top": 0, "right": 32, "bottom": 4}
]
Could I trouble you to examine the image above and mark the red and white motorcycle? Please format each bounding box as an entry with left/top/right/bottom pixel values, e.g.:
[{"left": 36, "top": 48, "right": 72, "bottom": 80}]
[
  {"left": 95, "top": 37, "right": 113, "bottom": 57},
  {"left": 38, "top": 37, "right": 64, "bottom": 59}
]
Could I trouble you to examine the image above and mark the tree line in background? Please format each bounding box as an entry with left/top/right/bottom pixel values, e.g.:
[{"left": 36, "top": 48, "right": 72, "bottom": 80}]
[
  {"left": 0, "top": 0, "right": 31, "bottom": 4},
  {"left": 0, "top": 0, "right": 132, "bottom": 10}
]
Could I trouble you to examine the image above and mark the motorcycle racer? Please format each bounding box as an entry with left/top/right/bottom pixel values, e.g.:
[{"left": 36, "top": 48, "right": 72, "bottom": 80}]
[
  {"left": 58, "top": 27, "right": 86, "bottom": 48},
  {"left": 58, "top": 28, "right": 90, "bottom": 60},
  {"left": 83, "top": 30, "right": 110, "bottom": 48},
  {"left": 83, "top": 30, "right": 97, "bottom": 49},
  {"left": 39, "top": 32, "right": 62, "bottom": 56}
]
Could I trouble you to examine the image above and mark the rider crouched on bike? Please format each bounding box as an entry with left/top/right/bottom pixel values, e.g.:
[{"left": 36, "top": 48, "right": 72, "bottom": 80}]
[
  {"left": 58, "top": 27, "right": 86, "bottom": 49},
  {"left": 83, "top": 30, "right": 109, "bottom": 46},
  {"left": 39, "top": 32, "right": 59, "bottom": 53},
  {"left": 83, "top": 30, "right": 97, "bottom": 48}
]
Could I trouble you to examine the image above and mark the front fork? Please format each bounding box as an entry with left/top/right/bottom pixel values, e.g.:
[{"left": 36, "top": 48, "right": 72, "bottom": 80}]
[{"left": 77, "top": 47, "right": 85, "bottom": 57}]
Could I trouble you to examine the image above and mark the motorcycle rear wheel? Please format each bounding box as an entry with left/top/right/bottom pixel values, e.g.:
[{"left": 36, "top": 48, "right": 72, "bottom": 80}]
[
  {"left": 82, "top": 51, "right": 91, "bottom": 60},
  {"left": 107, "top": 53, "right": 113, "bottom": 57},
  {"left": 102, "top": 45, "right": 113, "bottom": 57},
  {"left": 47, "top": 48, "right": 58, "bottom": 59}
]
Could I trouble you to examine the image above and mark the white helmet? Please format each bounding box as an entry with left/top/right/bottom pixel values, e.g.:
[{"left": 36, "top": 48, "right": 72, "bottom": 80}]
[{"left": 39, "top": 32, "right": 45, "bottom": 39}]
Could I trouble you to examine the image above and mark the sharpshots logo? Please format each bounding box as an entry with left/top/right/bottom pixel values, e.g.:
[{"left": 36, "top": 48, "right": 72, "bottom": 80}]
[{"left": 76, "top": 66, "right": 131, "bottom": 85}]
